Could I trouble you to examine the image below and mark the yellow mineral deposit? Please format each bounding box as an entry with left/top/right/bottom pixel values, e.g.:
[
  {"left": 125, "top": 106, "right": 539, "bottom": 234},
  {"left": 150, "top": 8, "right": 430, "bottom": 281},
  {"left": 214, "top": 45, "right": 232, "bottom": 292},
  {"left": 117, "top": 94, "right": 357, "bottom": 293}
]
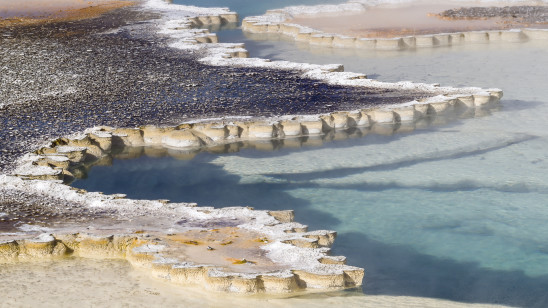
[{"left": 0, "top": 211, "right": 364, "bottom": 295}]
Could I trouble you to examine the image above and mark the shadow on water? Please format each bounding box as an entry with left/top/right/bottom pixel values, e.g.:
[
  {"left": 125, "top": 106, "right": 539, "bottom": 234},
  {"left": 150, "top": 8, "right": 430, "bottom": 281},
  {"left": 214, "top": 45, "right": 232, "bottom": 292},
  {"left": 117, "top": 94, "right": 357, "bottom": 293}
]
[
  {"left": 265, "top": 133, "right": 537, "bottom": 182},
  {"left": 334, "top": 232, "right": 548, "bottom": 308},
  {"left": 499, "top": 99, "right": 545, "bottom": 112},
  {"left": 72, "top": 155, "right": 342, "bottom": 229}
]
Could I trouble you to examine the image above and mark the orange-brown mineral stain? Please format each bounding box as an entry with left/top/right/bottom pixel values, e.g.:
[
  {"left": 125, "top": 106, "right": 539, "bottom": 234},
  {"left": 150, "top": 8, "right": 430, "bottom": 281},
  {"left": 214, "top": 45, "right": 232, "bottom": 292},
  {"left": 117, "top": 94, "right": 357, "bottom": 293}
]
[
  {"left": 0, "top": 0, "right": 135, "bottom": 28},
  {"left": 227, "top": 258, "right": 257, "bottom": 265},
  {"left": 158, "top": 228, "right": 283, "bottom": 272}
]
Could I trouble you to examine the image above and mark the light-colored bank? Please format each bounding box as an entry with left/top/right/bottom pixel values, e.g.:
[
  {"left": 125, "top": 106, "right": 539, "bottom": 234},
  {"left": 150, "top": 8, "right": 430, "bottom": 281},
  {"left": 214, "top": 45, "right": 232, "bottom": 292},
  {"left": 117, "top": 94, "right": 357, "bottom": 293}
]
[
  {"left": 241, "top": 1, "right": 548, "bottom": 51},
  {"left": 0, "top": 204, "right": 362, "bottom": 294},
  {"left": 0, "top": 258, "right": 508, "bottom": 307}
]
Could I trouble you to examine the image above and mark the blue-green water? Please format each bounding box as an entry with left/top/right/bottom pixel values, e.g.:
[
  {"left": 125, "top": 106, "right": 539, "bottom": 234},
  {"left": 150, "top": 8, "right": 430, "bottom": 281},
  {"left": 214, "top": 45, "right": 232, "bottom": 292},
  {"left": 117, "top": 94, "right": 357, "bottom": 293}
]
[
  {"left": 74, "top": 0, "right": 548, "bottom": 306},
  {"left": 173, "top": 0, "right": 346, "bottom": 19}
]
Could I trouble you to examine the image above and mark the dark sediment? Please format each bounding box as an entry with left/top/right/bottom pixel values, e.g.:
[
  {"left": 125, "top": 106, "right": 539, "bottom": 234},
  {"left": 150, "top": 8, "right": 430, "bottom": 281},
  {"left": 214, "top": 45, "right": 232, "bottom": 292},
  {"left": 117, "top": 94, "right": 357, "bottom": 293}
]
[
  {"left": 0, "top": 187, "right": 123, "bottom": 234},
  {"left": 0, "top": 189, "right": 119, "bottom": 233},
  {"left": 0, "top": 6, "right": 428, "bottom": 174},
  {"left": 439, "top": 5, "right": 548, "bottom": 24}
]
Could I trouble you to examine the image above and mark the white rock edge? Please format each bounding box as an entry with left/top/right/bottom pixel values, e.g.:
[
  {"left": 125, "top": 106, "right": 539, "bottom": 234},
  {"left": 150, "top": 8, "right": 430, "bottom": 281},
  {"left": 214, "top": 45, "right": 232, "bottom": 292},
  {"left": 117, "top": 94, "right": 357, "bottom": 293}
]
[{"left": 241, "top": 0, "right": 548, "bottom": 51}]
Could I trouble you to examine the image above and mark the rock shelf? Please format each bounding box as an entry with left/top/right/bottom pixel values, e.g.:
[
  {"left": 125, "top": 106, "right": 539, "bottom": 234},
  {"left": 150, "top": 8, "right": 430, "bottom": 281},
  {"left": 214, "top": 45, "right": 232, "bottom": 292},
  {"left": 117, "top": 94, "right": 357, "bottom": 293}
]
[
  {"left": 242, "top": 1, "right": 548, "bottom": 51},
  {"left": 14, "top": 88, "right": 502, "bottom": 182},
  {"left": 0, "top": 229, "right": 362, "bottom": 294},
  {"left": 14, "top": 107, "right": 499, "bottom": 185},
  {"left": 0, "top": 175, "right": 363, "bottom": 294}
]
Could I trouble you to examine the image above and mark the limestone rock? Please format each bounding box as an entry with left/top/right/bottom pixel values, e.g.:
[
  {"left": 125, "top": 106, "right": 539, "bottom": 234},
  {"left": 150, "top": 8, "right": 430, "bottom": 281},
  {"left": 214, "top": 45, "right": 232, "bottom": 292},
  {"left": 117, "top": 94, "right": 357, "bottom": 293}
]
[{"left": 162, "top": 130, "right": 203, "bottom": 148}]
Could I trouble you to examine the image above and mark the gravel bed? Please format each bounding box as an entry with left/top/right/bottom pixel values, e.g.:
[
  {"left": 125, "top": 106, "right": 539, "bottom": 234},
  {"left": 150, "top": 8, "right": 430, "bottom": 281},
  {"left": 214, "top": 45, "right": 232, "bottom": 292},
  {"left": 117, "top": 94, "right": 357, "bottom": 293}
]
[
  {"left": 439, "top": 5, "right": 548, "bottom": 24},
  {"left": 0, "top": 188, "right": 118, "bottom": 233}
]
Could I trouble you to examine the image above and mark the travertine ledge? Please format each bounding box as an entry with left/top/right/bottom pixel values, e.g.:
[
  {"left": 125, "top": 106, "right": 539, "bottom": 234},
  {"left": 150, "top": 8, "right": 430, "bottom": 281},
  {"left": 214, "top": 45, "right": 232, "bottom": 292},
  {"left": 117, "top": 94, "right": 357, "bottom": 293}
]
[
  {"left": 0, "top": 223, "right": 362, "bottom": 294},
  {"left": 242, "top": 3, "right": 548, "bottom": 51},
  {"left": 1, "top": 171, "right": 363, "bottom": 294},
  {"left": 14, "top": 88, "right": 501, "bottom": 182},
  {"left": 144, "top": 0, "right": 504, "bottom": 108},
  {"left": 144, "top": 0, "right": 249, "bottom": 60}
]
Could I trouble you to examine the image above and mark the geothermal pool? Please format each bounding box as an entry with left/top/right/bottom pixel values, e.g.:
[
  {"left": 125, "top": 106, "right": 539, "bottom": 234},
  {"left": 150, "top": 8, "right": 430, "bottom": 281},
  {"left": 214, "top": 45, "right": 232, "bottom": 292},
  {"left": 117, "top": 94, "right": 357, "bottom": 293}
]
[
  {"left": 73, "top": 31, "right": 548, "bottom": 308},
  {"left": 3, "top": 0, "right": 547, "bottom": 306}
]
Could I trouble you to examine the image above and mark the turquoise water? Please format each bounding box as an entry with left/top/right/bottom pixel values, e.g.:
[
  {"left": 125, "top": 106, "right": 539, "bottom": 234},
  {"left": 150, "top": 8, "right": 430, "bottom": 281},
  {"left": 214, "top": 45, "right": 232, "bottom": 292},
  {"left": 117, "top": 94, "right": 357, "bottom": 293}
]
[
  {"left": 173, "top": 0, "right": 346, "bottom": 19},
  {"left": 73, "top": 1, "right": 548, "bottom": 306}
]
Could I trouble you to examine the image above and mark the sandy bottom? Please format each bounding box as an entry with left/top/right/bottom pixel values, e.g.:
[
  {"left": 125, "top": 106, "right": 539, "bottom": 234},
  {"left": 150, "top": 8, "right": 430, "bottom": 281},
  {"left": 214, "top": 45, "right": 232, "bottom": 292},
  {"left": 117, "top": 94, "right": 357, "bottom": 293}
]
[
  {"left": 0, "top": 0, "right": 134, "bottom": 26},
  {"left": 290, "top": 1, "right": 546, "bottom": 38},
  {"left": 0, "top": 258, "right": 507, "bottom": 308}
]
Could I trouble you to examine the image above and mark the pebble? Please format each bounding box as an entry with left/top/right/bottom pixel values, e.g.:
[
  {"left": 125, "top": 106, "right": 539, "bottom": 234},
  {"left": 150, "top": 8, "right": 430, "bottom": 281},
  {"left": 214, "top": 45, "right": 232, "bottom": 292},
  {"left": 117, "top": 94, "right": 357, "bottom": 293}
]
[{"left": 439, "top": 5, "right": 548, "bottom": 23}]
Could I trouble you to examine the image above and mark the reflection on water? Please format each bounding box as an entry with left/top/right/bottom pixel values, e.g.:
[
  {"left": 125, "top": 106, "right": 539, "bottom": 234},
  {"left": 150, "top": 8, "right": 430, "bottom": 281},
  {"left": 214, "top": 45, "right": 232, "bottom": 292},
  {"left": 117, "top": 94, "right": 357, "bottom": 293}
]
[{"left": 66, "top": 107, "right": 494, "bottom": 183}]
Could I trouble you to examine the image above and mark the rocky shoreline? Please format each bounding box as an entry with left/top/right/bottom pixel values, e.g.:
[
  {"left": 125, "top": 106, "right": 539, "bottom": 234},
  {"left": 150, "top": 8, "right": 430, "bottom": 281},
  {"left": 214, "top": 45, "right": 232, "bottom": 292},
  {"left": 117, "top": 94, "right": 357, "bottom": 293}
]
[
  {"left": 0, "top": 6, "right": 429, "bottom": 174},
  {"left": 0, "top": 3, "right": 373, "bottom": 295}
]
